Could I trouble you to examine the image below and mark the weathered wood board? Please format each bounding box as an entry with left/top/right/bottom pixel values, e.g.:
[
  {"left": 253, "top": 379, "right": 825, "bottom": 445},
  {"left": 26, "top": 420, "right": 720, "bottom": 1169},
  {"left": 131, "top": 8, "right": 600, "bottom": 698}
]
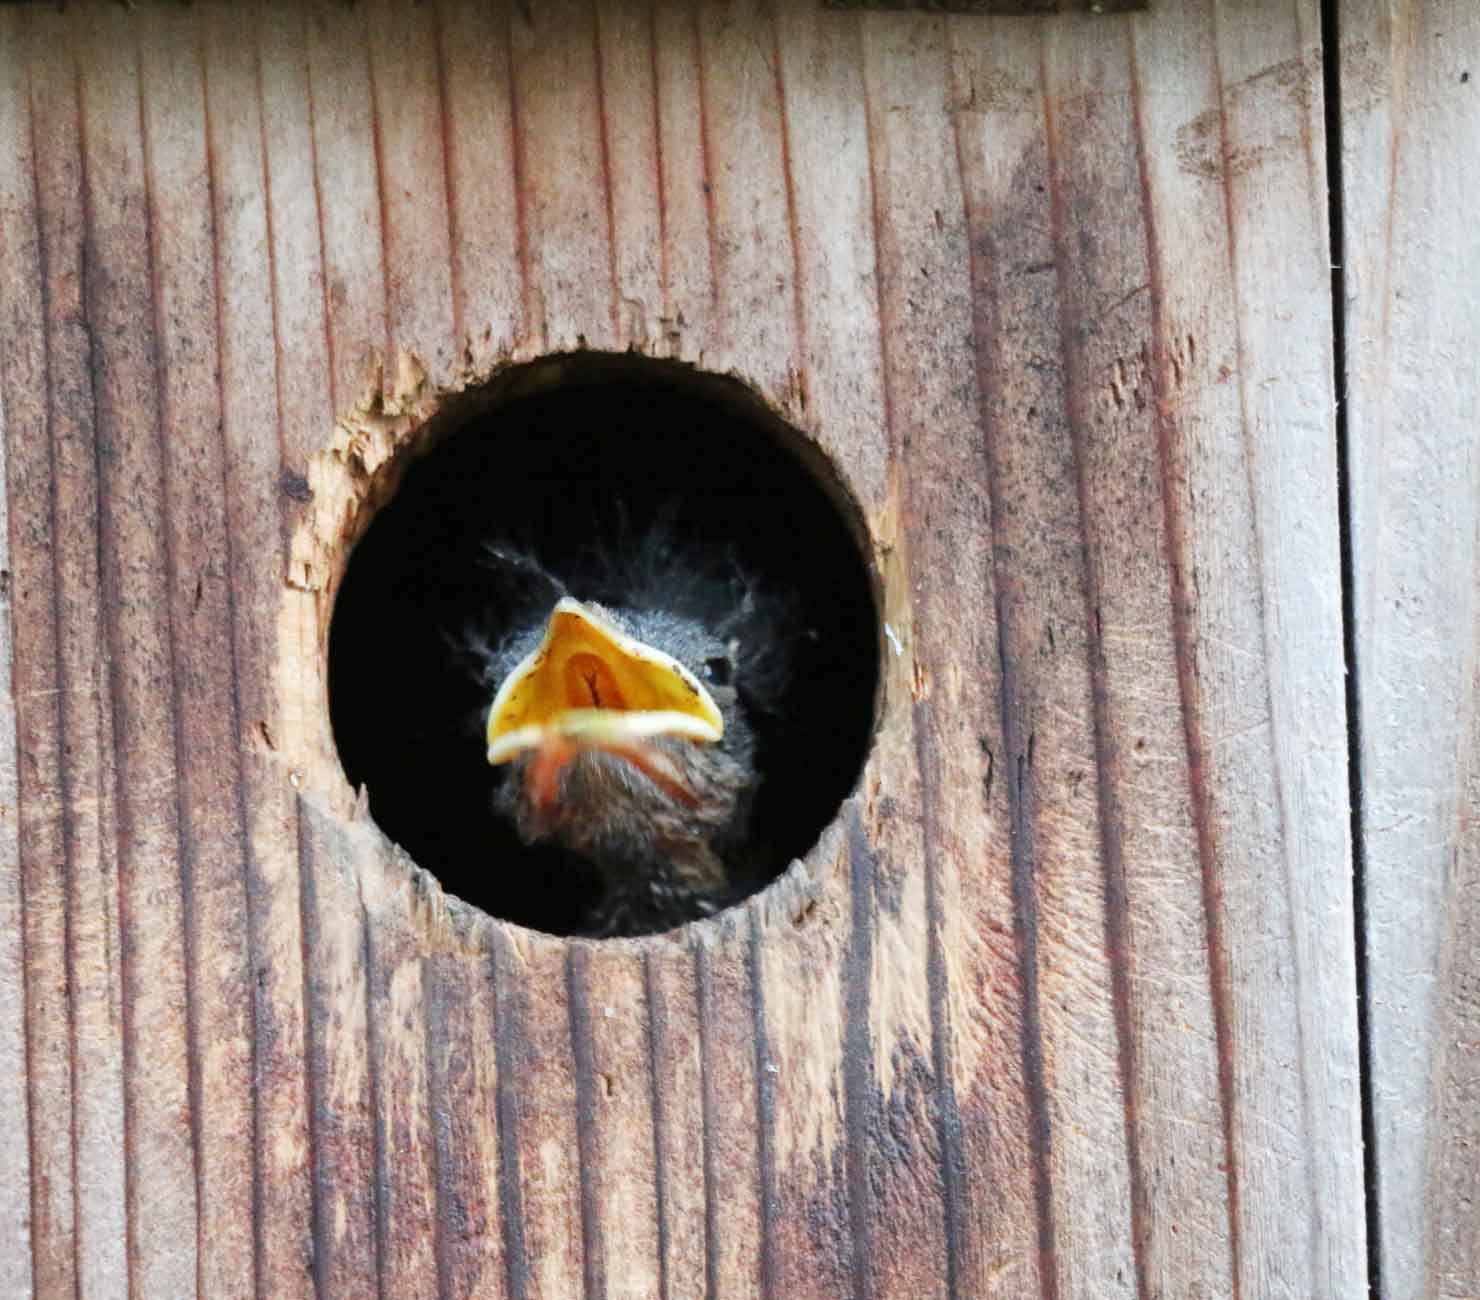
[
  {"left": 1342, "top": 2, "right": 1480, "bottom": 1298},
  {"left": 0, "top": 2, "right": 1365, "bottom": 1297}
]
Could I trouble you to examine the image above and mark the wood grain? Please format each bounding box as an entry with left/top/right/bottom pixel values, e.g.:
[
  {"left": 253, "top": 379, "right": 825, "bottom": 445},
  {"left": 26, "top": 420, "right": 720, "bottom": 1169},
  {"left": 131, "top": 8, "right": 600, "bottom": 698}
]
[
  {"left": 0, "top": 18, "right": 44, "bottom": 1298},
  {"left": 0, "top": 2, "right": 1367, "bottom": 1297},
  {"left": 1135, "top": 2, "right": 1366, "bottom": 1295},
  {"left": 201, "top": 7, "right": 320, "bottom": 1295},
  {"left": 1341, "top": 2, "right": 1480, "bottom": 1298},
  {"left": 0, "top": 23, "right": 33, "bottom": 1295},
  {"left": 425, "top": 947, "right": 507, "bottom": 1299}
]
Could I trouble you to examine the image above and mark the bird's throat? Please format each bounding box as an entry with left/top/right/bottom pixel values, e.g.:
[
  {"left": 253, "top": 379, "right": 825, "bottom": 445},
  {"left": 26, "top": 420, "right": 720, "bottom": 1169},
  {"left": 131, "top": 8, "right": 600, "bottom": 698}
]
[
  {"left": 524, "top": 734, "right": 581, "bottom": 815},
  {"left": 523, "top": 734, "right": 701, "bottom": 820}
]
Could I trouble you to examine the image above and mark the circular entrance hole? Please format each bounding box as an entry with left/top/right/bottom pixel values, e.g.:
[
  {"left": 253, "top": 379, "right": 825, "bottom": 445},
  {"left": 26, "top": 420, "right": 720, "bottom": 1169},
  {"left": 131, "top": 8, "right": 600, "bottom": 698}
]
[{"left": 328, "top": 356, "right": 878, "bottom": 937}]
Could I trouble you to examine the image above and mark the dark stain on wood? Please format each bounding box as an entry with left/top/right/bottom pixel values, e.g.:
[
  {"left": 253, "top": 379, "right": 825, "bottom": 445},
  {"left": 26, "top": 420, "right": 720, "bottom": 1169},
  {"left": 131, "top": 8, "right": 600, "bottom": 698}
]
[
  {"left": 641, "top": 952, "right": 675, "bottom": 1300},
  {"left": 491, "top": 928, "right": 533, "bottom": 1300},
  {"left": 748, "top": 911, "right": 782, "bottom": 1300},
  {"left": 915, "top": 695, "right": 968, "bottom": 1298},
  {"left": 1041, "top": 50, "right": 1154, "bottom": 1300},
  {"left": 360, "top": 900, "right": 391, "bottom": 1300},
  {"left": 693, "top": 939, "right": 723, "bottom": 1300},
  {"left": 565, "top": 944, "right": 608, "bottom": 1300},
  {"left": 843, "top": 804, "right": 878, "bottom": 1300},
  {"left": 295, "top": 809, "right": 335, "bottom": 1300},
  {"left": 958, "top": 130, "right": 1062, "bottom": 1300}
]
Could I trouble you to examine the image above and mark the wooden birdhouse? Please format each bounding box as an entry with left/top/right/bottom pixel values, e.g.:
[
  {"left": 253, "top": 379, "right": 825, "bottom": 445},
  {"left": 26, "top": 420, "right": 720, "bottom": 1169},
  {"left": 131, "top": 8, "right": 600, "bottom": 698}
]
[{"left": 1, "top": 1, "right": 1476, "bottom": 1298}]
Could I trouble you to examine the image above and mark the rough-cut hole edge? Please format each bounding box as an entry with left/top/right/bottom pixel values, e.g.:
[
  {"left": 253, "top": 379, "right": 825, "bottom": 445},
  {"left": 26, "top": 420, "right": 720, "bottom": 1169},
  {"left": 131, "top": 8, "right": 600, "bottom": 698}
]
[{"left": 278, "top": 348, "right": 888, "bottom": 954}]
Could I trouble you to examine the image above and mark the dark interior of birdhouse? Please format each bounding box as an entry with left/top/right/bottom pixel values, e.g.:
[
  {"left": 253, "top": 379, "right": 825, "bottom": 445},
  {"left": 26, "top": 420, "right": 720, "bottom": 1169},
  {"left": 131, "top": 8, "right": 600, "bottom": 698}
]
[{"left": 328, "top": 358, "right": 879, "bottom": 937}]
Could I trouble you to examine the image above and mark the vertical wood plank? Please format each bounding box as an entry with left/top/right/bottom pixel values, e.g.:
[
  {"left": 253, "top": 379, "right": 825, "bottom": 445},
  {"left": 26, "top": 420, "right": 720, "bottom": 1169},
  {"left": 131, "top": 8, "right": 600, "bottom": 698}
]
[
  {"left": 696, "top": 922, "right": 767, "bottom": 1300},
  {"left": 651, "top": 0, "right": 718, "bottom": 357},
  {"left": 30, "top": 15, "right": 135, "bottom": 1299},
  {"left": 298, "top": 801, "right": 381, "bottom": 1299},
  {"left": 332, "top": 36, "right": 476, "bottom": 1288},
  {"left": 644, "top": 947, "right": 707, "bottom": 1300},
  {"left": 1210, "top": 3, "right": 1365, "bottom": 1295},
  {"left": 1122, "top": 10, "right": 1269, "bottom": 1296},
  {"left": 489, "top": 925, "right": 535, "bottom": 1300},
  {"left": 952, "top": 45, "right": 1116, "bottom": 1291},
  {"left": 1426, "top": 594, "right": 1480, "bottom": 1299},
  {"left": 751, "top": 831, "right": 857, "bottom": 1300},
  {"left": 266, "top": 13, "right": 387, "bottom": 1294},
  {"left": 1438, "top": 654, "right": 1480, "bottom": 1298},
  {"left": 76, "top": 9, "right": 201, "bottom": 1293},
  {"left": 304, "top": 0, "right": 390, "bottom": 415},
  {"left": 771, "top": 2, "right": 889, "bottom": 511},
  {"left": 137, "top": 11, "right": 259, "bottom": 1297},
  {"left": 363, "top": 851, "right": 440, "bottom": 1300},
  {"left": 1127, "top": 4, "right": 1352, "bottom": 1296},
  {"left": 758, "top": 19, "right": 881, "bottom": 1291},
  {"left": 202, "top": 8, "right": 319, "bottom": 1295},
  {"left": 366, "top": 0, "right": 458, "bottom": 392},
  {"left": 858, "top": 16, "right": 992, "bottom": 1299},
  {"left": 575, "top": 945, "right": 664, "bottom": 1300},
  {"left": 426, "top": 950, "right": 508, "bottom": 1300},
  {"left": 0, "top": 377, "right": 31, "bottom": 1300},
  {"left": 0, "top": 17, "right": 73, "bottom": 1296},
  {"left": 946, "top": 17, "right": 1100, "bottom": 1297},
  {"left": 433, "top": 0, "right": 525, "bottom": 366},
  {"left": 256, "top": 2, "right": 339, "bottom": 474},
  {"left": 1041, "top": 18, "right": 1231, "bottom": 1298},
  {"left": 1126, "top": 5, "right": 1290, "bottom": 1295},
  {"left": 695, "top": 0, "right": 799, "bottom": 395},
  {"left": 593, "top": 0, "right": 665, "bottom": 350},
  {"left": 0, "top": 20, "right": 36, "bottom": 1297},
  {"left": 500, "top": 932, "right": 587, "bottom": 1300},
  {"left": 1341, "top": 2, "right": 1480, "bottom": 1297},
  {"left": 508, "top": 0, "right": 619, "bottom": 352}
]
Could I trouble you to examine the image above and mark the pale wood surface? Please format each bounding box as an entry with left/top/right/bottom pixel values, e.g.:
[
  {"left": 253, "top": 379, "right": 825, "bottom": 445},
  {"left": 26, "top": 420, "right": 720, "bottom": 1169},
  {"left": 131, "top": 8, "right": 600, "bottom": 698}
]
[
  {"left": 0, "top": 2, "right": 1366, "bottom": 1297},
  {"left": 1342, "top": 2, "right": 1480, "bottom": 1298},
  {"left": 0, "top": 155, "right": 31, "bottom": 1300}
]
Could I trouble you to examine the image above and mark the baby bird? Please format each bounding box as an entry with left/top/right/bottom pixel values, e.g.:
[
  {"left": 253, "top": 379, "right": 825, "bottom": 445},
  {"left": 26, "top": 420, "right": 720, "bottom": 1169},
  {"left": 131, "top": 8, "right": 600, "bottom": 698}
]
[{"left": 465, "top": 531, "right": 787, "bottom": 935}]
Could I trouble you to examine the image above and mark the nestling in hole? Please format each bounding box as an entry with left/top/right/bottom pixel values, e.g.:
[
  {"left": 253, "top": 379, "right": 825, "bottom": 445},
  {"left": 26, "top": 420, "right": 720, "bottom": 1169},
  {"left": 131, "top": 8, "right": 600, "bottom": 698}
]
[{"left": 328, "top": 363, "right": 877, "bottom": 937}]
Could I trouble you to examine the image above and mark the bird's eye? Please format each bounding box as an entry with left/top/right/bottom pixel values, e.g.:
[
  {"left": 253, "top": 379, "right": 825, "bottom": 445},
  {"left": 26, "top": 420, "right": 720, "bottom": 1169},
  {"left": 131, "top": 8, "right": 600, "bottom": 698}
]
[{"left": 703, "top": 656, "right": 732, "bottom": 686}]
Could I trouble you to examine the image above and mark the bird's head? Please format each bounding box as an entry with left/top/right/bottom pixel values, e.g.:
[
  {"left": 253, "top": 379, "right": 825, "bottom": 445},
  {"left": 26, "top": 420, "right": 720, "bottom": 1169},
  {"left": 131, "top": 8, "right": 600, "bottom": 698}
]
[{"left": 484, "top": 597, "right": 753, "bottom": 898}]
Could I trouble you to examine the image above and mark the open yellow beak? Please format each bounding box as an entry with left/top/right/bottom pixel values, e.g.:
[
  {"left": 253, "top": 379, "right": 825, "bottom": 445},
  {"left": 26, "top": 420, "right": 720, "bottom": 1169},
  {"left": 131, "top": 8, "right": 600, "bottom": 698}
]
[{"left": 485, "top": 597, "right": 725, "bottom": 765}]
